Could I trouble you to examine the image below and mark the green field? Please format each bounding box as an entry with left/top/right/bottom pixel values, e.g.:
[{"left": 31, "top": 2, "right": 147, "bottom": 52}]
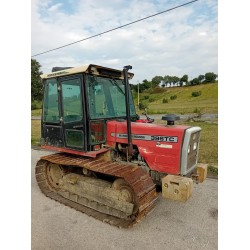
[
  {"left": 31, "top": 120, "right": 41, "bottom": 145},
  {"left": 32, "top": 109, "right": 42, "bottom": 116},
  {"left": 133, "top": 83, "right": 218, "bottom": 114}
]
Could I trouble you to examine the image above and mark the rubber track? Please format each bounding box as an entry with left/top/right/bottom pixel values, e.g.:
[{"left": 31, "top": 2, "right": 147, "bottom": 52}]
[{"left": 35, "top": 153, "right": 158, "bottom": 228}]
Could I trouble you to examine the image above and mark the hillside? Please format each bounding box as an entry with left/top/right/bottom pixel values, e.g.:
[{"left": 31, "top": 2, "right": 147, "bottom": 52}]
[{"left": 133, "top": 82, "right": 218, "bottom": 114}]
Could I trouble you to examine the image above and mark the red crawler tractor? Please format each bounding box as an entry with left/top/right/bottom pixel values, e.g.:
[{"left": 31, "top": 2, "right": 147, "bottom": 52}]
[{"left": 35, "top": 64, "right": 206, "bottom": 227}]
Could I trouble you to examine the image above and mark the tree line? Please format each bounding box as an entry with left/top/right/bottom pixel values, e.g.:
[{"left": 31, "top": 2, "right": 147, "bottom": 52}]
[{"left": 131, "top": 72, "right": 217, "bottom": 93}]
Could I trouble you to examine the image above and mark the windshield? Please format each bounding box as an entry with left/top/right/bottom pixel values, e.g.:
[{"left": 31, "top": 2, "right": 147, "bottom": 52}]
[{"left": 86, "top": 75, "right": 136, "bottom": 119}]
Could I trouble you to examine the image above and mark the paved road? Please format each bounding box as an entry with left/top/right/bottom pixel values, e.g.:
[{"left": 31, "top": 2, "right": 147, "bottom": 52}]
[{"left": 32, "top": 149, "right": 218, "bottom": 250}]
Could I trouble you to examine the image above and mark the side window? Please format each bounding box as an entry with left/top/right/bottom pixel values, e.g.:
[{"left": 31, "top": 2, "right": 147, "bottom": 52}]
[
  {"left": 87, "top": 77, "right": 106, "bottom": 118},
  {"left": 61, "top": 78, "right": 83, "bottom": 123},
  {"left": 92, "top": 85, "right": 106, "bottom": 117},
  {"left": 43, "top": 79, "right": 60, "bottom": 122}
]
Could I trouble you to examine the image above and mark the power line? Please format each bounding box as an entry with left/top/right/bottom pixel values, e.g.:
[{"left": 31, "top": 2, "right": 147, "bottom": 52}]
[{"left": 32, "top": 0, "right": 199, "bottom": 57}]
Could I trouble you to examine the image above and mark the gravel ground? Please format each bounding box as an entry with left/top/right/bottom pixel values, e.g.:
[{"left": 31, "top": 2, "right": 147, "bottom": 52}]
[{"left": 32, "top": 149, "right": 218, "bottom": 250}]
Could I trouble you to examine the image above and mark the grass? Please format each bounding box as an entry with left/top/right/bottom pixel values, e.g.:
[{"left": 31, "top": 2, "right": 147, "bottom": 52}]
[
  {"left": 31, "top": 120, "right": 41, "bottom": 146},
  {"left": 134, "top": 83, "right": 218, "bottom": 114},
  {"left": 31, "top": 109, "right": 42, "bottom": 116},
  {"left": 207, "top": 165, "right": 218, "bottom": 176}
]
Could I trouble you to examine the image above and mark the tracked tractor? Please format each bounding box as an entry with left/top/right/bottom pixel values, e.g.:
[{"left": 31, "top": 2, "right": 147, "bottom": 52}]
[{"left": 35, "top": 64, "right": 207, "bottom": 228}]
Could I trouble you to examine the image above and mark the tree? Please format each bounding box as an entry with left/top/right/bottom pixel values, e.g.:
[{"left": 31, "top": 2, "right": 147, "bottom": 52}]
[
  {"left": 198, "top": 75, "right": 205, "bottom": 84},
  {"left": 139, "top": 79, "right": 152, "bottom": 91},
  {"left": 172, "top": 76, "right": 180, "bottom": 86},
  {"left": 204, "top": 72, "right": 217, "bottom": 83},
  {"left": 180, "top": 74, "right": 188, "bottom": 86},
  {"left": 151, "top": 75, "right": 163, "bottom": 88},
  {"left": 163, "top": 75, "right": 179, "bottom": 87},
  {"left": 130, "top": 83, "right": 138, "bottom": 92},
  {"left": 31, "top": 58, "right": 43, "bottom": 101},
  {"left": 192, "top": 78, "right": 200, "bottom": 85},
  {"left": 163, "top": 75, "right": 171, "bottom": 84}
]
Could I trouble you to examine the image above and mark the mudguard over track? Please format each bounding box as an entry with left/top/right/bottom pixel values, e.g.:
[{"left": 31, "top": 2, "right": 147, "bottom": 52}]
[{"left": 35, "top": 153, "right": 158, "bottom": 228}]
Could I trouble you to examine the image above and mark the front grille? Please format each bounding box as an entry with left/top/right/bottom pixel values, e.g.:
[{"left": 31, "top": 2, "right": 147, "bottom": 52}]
[
  {"left": 180, "top": 127, "right": 201, "bottom": 176},
  {"left": 187, "top": 131, "right": 201, "bottom": 170}
]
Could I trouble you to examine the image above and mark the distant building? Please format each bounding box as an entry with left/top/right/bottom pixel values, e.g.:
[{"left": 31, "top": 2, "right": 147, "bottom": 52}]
[{"left": 159, "top": 80, "right": 186, "bottom": 88}]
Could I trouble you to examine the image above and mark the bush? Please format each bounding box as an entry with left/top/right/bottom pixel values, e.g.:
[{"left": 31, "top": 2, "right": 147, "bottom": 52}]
[
  {"left": 139, "top": 102, "right": 148, "bottom": 110},
  {"left": 149, "top": 87, "right": 165, "bottom": 94},
  {"left": 170, "top": 95, "right": 177, "bottom": 100},
  {"left": 193, "top": 107, "right": 201, "bottom": 113},
  {"left": 208, "top": 165, "right": 218, "bottom": 176},
  {"left": 143, "top": 95, "right": 149, "bottom": 100},
  {"left": 192, "top": 91, "right": 202, "bottom": 97},
  {"left": 148, "top": 98, "right": 155, "bottom": 103},
  {"left": 31, "top": 100, "right": 42, "bottom": 110},
  {"left": 162, "top": 98, "right": 168, "bottom": 103}
]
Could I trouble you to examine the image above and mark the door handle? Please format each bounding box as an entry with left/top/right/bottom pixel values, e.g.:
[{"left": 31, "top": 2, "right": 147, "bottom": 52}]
[{"left": 73, "top": 125, "right": 83, "bottom": 129}]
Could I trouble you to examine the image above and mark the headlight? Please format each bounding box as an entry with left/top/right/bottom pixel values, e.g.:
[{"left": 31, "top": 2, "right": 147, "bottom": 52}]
[{"left": 193, "top": 142, "right": 198, "bottom": 150}]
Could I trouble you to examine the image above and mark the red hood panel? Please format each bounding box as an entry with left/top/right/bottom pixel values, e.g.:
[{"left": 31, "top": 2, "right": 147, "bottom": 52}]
[{"left": 106, "top": 121, "right": 190, "bottom": 175}]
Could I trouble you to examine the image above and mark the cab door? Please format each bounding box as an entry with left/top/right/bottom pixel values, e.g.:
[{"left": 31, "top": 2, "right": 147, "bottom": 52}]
[{"left": 59, "top": 75, "right": 86, "bottom": 151}]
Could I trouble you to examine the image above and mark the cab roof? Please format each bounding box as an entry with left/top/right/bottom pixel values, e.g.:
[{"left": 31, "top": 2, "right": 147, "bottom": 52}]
[{"left": 41, "top": 64, "right": 134, "bottom": 80}]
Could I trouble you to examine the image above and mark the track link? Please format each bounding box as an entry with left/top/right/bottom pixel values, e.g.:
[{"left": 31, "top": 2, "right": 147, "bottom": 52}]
[{"left": 35, "top": 153, "right": 158, "bottom": 228}]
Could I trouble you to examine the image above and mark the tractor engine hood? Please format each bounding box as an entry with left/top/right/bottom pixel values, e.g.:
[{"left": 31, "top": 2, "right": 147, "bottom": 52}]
[{"left": 106, "top": 120, "right": 195, "bottom": 175}]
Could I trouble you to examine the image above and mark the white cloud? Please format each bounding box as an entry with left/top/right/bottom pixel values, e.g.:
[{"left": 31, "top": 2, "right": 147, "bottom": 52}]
[
  {"left": 48, "top": 3, "right": 62, "bottom": 12},
  {"left": 199, "top": 31, "right": 207, "bottom": 36},
  {"left": 31, "top": 0, "right": 218, "bottom": 83}
]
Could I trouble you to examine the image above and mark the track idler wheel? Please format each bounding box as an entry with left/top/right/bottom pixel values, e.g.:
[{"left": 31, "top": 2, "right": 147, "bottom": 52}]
[
  {"left": 46, "top": 163, "right": 65, "bottom": 190},
  {"left": 112, "top": 178, "right": 138, "bottom": 214}
]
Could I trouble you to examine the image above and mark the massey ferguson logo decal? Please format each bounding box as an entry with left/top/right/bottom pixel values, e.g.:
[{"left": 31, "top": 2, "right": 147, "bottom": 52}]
[{"left": 111, "top": 133, "right": 178, "bottom": 143}]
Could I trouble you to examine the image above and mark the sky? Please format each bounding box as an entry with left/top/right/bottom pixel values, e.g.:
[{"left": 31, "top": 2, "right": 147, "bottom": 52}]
[{"left": 31, "top": 0, "right": 218, "bottom": 84}]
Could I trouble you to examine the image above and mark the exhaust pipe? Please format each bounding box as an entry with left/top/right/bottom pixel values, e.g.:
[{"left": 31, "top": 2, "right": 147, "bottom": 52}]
[{"left": 123, "top": 65, "right": 133, "bottom": 155}]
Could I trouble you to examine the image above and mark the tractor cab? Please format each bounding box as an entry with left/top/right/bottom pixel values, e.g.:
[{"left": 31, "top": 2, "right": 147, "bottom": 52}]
[{"left": 40, "top": 64, "right": 137, "bottom": 154}]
